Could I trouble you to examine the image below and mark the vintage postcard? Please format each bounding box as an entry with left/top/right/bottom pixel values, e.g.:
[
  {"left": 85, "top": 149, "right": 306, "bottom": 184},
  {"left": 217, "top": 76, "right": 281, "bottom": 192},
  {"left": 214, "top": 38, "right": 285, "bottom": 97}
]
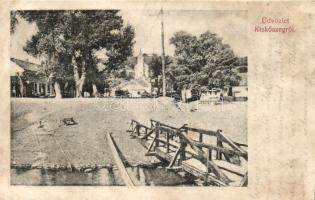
[{"left": 0, "top": 1, "right": 314, "bottom": 200}]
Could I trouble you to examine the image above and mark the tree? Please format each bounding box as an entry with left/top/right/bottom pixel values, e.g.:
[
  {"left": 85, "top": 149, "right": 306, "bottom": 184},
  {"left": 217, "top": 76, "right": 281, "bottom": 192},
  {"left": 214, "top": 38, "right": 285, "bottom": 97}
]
[
  {"left": 169, "top": 31, "right": 243, "bottom": 90},
  {"left": 146, "top": 54, "right": 173, "bottom": 78},
  {"left": 15, "top": 10, "right": 135, "bottom": 98},
  {"left": 10, "top": 11, "right": 19, "bottom": 34}
]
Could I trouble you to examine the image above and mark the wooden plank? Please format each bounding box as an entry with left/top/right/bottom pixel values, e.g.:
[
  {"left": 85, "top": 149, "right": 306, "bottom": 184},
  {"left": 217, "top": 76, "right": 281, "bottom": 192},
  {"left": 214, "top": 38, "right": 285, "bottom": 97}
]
[
  {"left": 184, "top": 144, "right": 231, "bottom": 184},
  {"left": 216, "top": 134, "right": 223, "bottom": 160},
  {"left": 207, "top": 159, "right": 231, "bottom": 185},
  {"left": 217, "top": 166, "right": 244, "bottom": 177},
  {"left": 155, "top": 128, "right": 160, "bottom": 147},
  {"left": 191, "top": 141, "right": 246, "bottom": 157},
  {"left": 166, "top": 132, "right": 170, "bottom": 153},
  {"left": 209, "top": 149, "right": 212, "bottom": 161},
  {"left": 182, "top": 160, "right": 226, "bottom": 186},
  {"left": 158, "top": 126, "right": 178, "bottom": 134},
  {"left": 106, "top": 132, "right": 134, "bottom": 186},
  {"left": 234, "top": 142, "right": 248, "bottom": 147},
  {"left": 214, "top": 160, "right": 247, "bottom": 177},
  {"left": 239, "top": 172, "right": 248, "bottom": 186},
  {"left": 131, "top": 119, "right": 151, "bottom": 130},
  {"left": 155, "top": 138, "right": 179, "bottom": 148},
  {"left": 138, "top": 124, "right": 151, "bottom": 130},
  {"left": 136, "top": 124, "right": 140, "bottom": 136},
  {"left": 146, "top": 135, "right": 157, "bottom": 154},
  {"left": 132, "top": 119, "right": 246, "bottom": 186},
  {"left": 218, "top": 130, "right": 246, "bottom": 153},
  {"left": 167, "top": 146, "right": 181, "bottom": 168},
  {"left": 185, "top": 126, "right": 218, "bottom": 137},
  {"left": 199, "top": 133, "right": 203, "bottom": 143},
  {"left": 140, "top": 127, "right": 156, "bottom": 139},
  {"left": 218, "top": 130, "right": 248, "bottom": 161},
  {"left": 154, "top": 147, "right": 173, "bottom": 161},
  {"left": 179, "top": 138, "right": 187, "bottom": 164},
  {"left": 150, "top": 119, "right": 181, "bottom": 131}
]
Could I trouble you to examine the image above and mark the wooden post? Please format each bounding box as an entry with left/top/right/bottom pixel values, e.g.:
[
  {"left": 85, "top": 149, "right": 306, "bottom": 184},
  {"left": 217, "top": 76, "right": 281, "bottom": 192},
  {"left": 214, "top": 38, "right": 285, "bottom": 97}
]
[
  {"left": 208, "top": 148, "right": 212, "bottom": 161},
  {"left": 166, "top": 131, "right": 170, "bottom": 153},
  {"left": 199, "top": 133, "right": 203, "bottom": 143},
  {"left": 198, "top": 133, "right": 203, "bottom": 151},
  {"left": 179, "top": 138, "right": 186, "bottom": 164},
  {"left": 131, "top": 121, "right": 134, "bottom": 134},
  {"left": 216, "top": 133, "right": 223, "bottom": 160},
  {"left": 136, "top": 124, "right": 140, "bottom": 136},
  {"left": 204, "top": 148, "right": 210, "bottom": 185},
  {"left": 155, "top": 126, "right": 160, "bottom": 148}
]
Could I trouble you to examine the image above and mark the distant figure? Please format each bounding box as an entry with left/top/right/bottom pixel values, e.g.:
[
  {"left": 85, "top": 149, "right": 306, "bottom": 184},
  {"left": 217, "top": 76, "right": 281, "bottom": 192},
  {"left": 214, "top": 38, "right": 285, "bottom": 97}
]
[
  {"left": 12, "top": 85, "right": 16, "bottom": 97},
  {"left": 220, "top": 92, "right": 224, "bottom": 102}
]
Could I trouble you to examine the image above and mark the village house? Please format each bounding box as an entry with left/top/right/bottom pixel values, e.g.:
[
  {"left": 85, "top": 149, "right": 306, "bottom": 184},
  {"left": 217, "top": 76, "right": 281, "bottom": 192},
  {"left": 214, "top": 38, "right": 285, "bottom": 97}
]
[
  {"left": 10, "top": 58, "right": 78, "bottom": 98},
  {"left": 10, "top": 58, "right": 54, "bottom": 98}
]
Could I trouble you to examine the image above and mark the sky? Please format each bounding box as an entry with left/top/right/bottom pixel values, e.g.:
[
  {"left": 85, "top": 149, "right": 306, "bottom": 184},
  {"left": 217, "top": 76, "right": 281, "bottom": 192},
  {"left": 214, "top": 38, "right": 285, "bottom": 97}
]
[{"left": 11, "top": 10, "right": 248, "bottom": 64}]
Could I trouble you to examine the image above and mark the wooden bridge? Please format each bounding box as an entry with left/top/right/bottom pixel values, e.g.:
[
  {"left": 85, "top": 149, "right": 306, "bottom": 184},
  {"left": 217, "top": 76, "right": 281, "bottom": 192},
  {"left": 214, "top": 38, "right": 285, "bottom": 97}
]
[{"left": 127, "top": 119, "right": 248, "bottom": 186}]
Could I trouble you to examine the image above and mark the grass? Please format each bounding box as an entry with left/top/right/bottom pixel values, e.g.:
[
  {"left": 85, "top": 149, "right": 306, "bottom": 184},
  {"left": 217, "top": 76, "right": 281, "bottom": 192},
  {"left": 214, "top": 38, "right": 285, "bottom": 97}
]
[{"left": 11, "top": 98, "right": 247, "bottom": 168}]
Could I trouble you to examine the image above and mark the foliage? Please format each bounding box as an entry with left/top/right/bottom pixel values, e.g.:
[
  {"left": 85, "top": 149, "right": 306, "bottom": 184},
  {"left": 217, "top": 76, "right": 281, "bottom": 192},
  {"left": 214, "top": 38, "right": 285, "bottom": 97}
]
[
  {"left": 14, "top": 10, "right": 135, "bottom": 87},
  {"left": 169, "top": 31, "right": 245, "bottom": 90},
  {"left": 10, "top": 11, "right": 19, "bottom": 34},
  {"left": 146, "top": 54, "right": 173, "bottom": 77}
]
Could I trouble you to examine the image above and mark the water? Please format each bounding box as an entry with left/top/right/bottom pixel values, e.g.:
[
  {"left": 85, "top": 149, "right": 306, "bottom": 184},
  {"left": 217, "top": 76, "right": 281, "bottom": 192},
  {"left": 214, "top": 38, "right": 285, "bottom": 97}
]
[{"left": 11, "top": 166, "right": 196, "bottom": 186}]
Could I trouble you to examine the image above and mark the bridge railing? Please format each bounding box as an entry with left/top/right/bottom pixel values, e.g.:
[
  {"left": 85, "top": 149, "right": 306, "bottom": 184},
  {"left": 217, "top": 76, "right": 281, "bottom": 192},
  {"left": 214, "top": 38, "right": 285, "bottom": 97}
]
[
  {"left": 149, "top": 119, "right": 247, "bottom": 162},
  {"left": 128, "top": 119, "right": 247, "bottom": 162},
  {"left": 149, "top": 124, "right": 234, "bottom": 184},
  {"left": 183, "top": 126, "right": 248, "bottom": 163},
  {"left": 127, "top": 119, "right": 248, "bottom": 186},
  {"left": 127, "top": 119, "right": 151, "bottom": 137}
]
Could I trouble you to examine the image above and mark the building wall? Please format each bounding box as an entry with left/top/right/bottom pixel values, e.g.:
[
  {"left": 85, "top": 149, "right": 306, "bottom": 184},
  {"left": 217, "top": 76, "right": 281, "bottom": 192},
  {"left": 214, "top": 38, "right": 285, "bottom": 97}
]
[{"left": 134, "top": 53, "right": 149, "bottom": 80}]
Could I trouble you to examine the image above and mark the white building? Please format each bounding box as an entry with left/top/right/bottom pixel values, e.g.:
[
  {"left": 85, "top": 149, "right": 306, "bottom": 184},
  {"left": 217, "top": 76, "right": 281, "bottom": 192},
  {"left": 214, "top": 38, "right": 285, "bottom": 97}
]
[
  {"left": 134, "top": 50, "right": 150, "bottom": 80},
  {"left": 111, "top": 51, "right": 152, "bottom": 97}
]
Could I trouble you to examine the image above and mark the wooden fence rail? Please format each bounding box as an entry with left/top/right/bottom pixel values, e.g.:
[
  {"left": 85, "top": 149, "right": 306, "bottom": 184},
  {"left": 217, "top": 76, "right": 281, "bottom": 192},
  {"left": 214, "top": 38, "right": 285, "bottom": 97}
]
[{"left": 127, "top": 119, "right": 248, "bottom": 186}]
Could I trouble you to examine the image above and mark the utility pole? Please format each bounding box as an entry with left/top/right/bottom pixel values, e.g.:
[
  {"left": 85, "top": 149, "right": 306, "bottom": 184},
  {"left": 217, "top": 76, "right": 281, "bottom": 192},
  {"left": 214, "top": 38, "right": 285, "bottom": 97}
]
[{"left": 161, "top": 8, "right": 166, "bottom": 97}]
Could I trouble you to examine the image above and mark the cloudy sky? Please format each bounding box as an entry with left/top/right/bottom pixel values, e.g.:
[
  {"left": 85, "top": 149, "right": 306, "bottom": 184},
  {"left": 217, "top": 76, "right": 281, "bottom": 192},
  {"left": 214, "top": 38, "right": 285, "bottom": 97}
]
[{"left": 11, "top": 10, "right": 247, "bottom": 64}]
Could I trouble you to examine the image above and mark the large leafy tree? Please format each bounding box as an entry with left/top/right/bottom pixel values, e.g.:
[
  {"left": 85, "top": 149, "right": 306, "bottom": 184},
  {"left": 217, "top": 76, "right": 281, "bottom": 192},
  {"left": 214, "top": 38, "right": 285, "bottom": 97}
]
[
  {"left": 146, "top": 53, "right": 173, "bottom": 77},
  {"left": 14, "top": 10, "right": 135, "bottom": 98},
  {"left": 169, "top": 31, "right": 243, "bottom": 90}
]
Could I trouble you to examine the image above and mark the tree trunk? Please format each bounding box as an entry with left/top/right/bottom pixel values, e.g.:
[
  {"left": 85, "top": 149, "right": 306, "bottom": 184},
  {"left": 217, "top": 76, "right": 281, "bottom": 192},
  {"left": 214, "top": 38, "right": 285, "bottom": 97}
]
[
  {"left": 78, "top": 73, "right": 86, "bottom": 97},
  {"left": 17, "top": 75, "right": 24, "bottom": 97},
  {"left": 73, "top": 59, "right": 80, "bottom": 97},
  {"left": 54, "top": 81, "right": 62, "bottom": 98},
  {"left": 92, "top": 84, "right": 99, "bottom": 97},
  {"left": 73, "top": 57, "right": 86, "bottom": 98},
  {"left": 73, "top": 57, "right": 81, "bottom": 98}
]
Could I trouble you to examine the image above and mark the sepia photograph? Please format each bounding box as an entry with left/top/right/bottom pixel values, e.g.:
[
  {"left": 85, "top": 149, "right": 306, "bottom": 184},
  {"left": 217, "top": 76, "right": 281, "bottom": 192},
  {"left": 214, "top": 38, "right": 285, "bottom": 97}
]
[{"left": 10, "top": 9, "right": 248, "bottom": 186}]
